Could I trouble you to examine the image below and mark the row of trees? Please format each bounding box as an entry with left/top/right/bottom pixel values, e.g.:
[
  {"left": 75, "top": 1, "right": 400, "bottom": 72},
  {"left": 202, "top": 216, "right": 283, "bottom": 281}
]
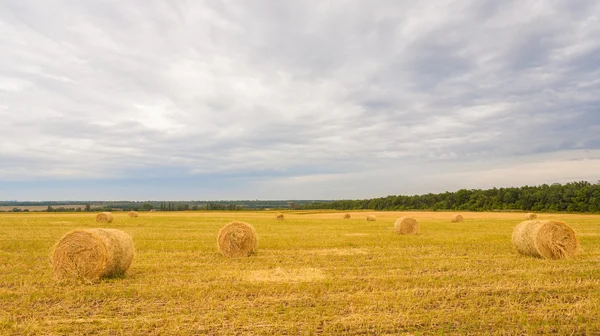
[
  {"left": 44, "top": 203, "right": 245, "bottom": 212},
  {"left": 46, "top": 206, "right": 87, "bottom": 212},
  {"left": 0, "top": 200, "right": 315, "bottom": 212},
  {"left": 301, "top": 181, "right": 600, "bottom": 212},
  {"left": 7, "top": 181, "right": 600, "bottom": 213}
]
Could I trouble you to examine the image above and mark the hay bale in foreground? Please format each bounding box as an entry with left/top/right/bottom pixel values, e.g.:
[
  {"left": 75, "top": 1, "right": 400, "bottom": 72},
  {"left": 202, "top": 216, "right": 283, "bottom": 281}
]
[
  {"left": 525, "top": 213, "right": 537, "bottom": 220},
  {"left": 451, "top": 214, "right": 463, "bottom": 222},
  {"left": 96, "top": 212, "right": 113, "bottom": 223},
  {"left": 512, "top": 220, "right": 579, "bottom": 259},
  {"left": 394, "top": 217, "right": 419, "bottom": 235},
  {"left": 50, "top": 228, "right": 134, "bottom": 281},
  {"left": 276, "top": 213, "right": 284, "bottom": 220},
  {"left": 366, "top": 215, "right": 376, "bottom": 221},
  {"left": 128, "top": 211, "right": 139, "bottom": 218},
  {"left": 343, "top": 213, "right": 351, "bottom": 219},
  {"left": 217, "top": 221, "right": 258, "bottom": 258}
]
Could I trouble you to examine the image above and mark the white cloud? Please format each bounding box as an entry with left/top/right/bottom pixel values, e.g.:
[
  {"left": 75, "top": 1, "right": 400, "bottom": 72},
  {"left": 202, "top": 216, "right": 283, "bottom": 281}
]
[{"left": 1, "top": 0, "right": 599, "bottom": 199}]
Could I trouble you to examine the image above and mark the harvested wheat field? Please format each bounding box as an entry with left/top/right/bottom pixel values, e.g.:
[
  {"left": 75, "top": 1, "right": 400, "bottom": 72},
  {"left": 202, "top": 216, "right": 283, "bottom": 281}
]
[{"left": 1, "top": 211, "right": 600, "bottom": 334}]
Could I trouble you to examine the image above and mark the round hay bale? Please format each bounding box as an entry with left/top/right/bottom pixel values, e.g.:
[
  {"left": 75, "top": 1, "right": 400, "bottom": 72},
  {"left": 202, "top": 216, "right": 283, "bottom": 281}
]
[
  {"left": 96, "top": 212, "right": 113, "bottom": 223},
  {"left": 512, "top": 220, "right": 579, "bottom": 259},
  {"left": 276, "top": 213, "right": 284, "bottom": 221},
  {"left": 366, "top": 215, "right": 376, "bottom": 221},
  {"left": 343, "top": 213, "right": 351, "bottom": 219},
  {"left": 50, "top": 228, "right": 134, "bottom": 281},
  {"left": 451, "top": 214, "right": 463, "bottom": 222},
  {"left": 525, "top": 213, "right": 537, "bottom": 220},
  {"left": 394, "top": 217, "right": 419, "bottom": 235},
  {"left": 217, "top": 221, "right": 258, "bottom": 258},
  {"left": 128, "top": 211, "right": 139, "bottom": 218}
]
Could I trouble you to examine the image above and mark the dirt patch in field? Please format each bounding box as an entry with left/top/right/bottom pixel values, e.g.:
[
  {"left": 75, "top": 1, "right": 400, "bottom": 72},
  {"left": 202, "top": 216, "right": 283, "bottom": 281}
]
[
  {"left": 308, "top": 248, "right": 368, "bottom": 256},
  {"left": 247, "top": 267, "right": 325, "bottom": 282}
]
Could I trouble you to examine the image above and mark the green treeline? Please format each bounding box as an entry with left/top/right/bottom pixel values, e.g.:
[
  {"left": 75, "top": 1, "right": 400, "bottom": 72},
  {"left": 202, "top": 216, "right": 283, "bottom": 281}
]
[{"left": 301, "top": 181, "right": 600, "bottom": 212}]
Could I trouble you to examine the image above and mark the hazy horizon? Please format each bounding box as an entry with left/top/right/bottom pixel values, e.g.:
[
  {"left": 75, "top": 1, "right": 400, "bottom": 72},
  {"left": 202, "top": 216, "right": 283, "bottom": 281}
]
[{"left": 2, "top": 1, "right": 600, "bottom": 200}]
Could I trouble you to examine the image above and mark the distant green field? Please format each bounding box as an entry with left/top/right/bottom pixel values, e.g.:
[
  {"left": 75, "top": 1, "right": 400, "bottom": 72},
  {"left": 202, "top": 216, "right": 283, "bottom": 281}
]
[{"left": 1, "top": 211, "right": 599, "bottom": 335}]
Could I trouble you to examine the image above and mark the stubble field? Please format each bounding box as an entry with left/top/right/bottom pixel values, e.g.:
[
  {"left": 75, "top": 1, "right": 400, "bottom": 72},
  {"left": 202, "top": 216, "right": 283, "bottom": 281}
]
[{"left": 1, "top": 211, "right": 599, "bottom": 335}]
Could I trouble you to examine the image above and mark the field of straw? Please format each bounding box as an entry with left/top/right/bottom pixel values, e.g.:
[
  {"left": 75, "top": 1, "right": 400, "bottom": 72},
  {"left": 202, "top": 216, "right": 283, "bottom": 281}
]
[{"left": 1, "top": 211, "right": 600, "bottom": 334}]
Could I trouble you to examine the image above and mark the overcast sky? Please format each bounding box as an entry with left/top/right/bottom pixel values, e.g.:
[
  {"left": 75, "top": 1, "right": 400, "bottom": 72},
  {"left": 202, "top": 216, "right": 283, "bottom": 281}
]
[{"left": 1, "top": 0, "right": 600, "bottom": 201}]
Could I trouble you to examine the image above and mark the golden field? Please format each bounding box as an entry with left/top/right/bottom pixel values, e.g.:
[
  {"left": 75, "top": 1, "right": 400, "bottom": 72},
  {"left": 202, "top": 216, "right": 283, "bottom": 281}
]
[{"left": 1, "top": 211, "right": 599, "bottom": 335}]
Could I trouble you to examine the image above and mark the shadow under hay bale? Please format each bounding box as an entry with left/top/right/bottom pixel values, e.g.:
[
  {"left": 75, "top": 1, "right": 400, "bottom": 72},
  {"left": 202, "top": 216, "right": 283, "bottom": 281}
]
[
  {"left": 366, "top": 215, "right": 376, "bottom": 221},
  {"left": 525, "top": 213, "right": 537, "bottom": 220},
  {"left": 451, "top": 214, "right": 463, "bottom": 222},
  {"left": 217, "top": 221, "right": 258, "bottom": 258},
  {"left": 50, "top": 228, "right": 134, "bottom": 281},
  {"left": 128, "top": 211, "right": 139, "bottom": 218},
  {"left": 512, "top": 220, "right": 579, "bottom": 260},
  {"left": 96, "top": 212, "right": 113, "bottom": 223},
  {"left": 394, "top": 217, "right": 419, "bottom": 235}
]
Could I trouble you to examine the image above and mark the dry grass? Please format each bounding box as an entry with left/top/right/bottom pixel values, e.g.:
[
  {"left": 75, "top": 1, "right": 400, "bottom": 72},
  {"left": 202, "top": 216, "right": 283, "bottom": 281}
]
[{"left": 1, "top": 211, "right": 600, "bottom": 334}]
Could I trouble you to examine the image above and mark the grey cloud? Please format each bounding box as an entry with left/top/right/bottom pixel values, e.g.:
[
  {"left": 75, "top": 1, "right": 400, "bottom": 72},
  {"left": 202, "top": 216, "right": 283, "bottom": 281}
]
[{"left": 1, "top": 0, "right": 600, "bottom": 199}]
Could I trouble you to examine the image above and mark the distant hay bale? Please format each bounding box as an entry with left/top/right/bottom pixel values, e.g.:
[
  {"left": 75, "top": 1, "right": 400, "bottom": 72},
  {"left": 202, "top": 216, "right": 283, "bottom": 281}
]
[
  {"left": 50, "top": 228, "right": 134, "bottom": 281},
  {"left": 525, "top": 213, "right": 537, "bottom": 220},
  {"left": 394, "top": 217, "right": 419, "bottom": 235},
  {"left": 128, "top": 211, "right": 139, "bottom": 218},
  {"left": 512, "top": 220, "right": 579, "bottom": 260},
  {"left": 217, "top": 221, "right": 258, "bottom": 258},
  {"left": 96, "top": 212, "right": 113, "bottom": 223},
  {"left": 276, "top": 213, "right": 284, "bottom": 220},
  {"left": 451, "top": 214, "right": 463, "bottom": 222},
  {"left": 343, "top": 213, "right": 351, "bottom": 219},
  {"left": 366, "top": 215, "right": 376, "bottom": 221}
]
